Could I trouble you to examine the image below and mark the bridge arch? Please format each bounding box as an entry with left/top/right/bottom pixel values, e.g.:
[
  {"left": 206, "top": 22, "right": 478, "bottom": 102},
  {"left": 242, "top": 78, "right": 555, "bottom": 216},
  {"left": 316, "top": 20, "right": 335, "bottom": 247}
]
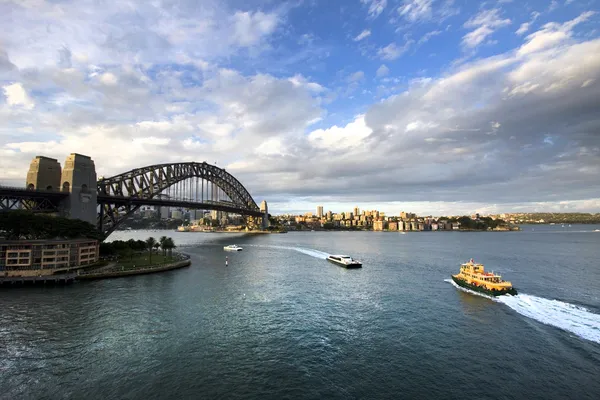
[{"left": 97, "top": 162, "right": 261, "bottom": 235}]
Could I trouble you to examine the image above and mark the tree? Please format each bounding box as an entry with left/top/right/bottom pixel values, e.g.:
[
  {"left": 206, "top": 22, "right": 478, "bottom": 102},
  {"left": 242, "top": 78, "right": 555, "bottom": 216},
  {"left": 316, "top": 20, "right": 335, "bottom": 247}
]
[
  {"left": 164, "top": 237, "right": 176, "bottom": 257},
  {"left": 0, "top": 210, "right": 104, "bottom": 241},
  {"left": 159, "top": 236, "right": 168, "bottom": 256},
  {"left": 145, "top": 237, "right": 156, "bottom": 263},
  {"left": 153, "top": 242, "right": 160, "bottom": 257}
]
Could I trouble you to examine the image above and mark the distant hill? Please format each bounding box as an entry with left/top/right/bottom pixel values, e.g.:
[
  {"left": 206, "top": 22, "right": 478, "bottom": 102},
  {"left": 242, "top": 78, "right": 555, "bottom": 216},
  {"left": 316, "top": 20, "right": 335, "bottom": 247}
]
[{"left": 492, "top": 213, "right": 600, "bottom": 224}]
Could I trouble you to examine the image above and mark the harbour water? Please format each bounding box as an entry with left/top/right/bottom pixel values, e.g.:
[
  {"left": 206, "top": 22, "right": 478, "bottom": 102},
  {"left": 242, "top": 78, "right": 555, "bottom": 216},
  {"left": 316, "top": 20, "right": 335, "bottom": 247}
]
[{"left": 1, "top": 225, "right": 600, "bottom": 399}]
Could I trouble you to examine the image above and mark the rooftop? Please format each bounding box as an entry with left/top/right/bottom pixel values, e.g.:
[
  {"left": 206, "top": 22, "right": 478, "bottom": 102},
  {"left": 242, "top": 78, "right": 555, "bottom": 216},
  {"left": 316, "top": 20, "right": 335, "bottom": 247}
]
[{"left": 0, "top": 238, "right": 98, "bottom": 245}]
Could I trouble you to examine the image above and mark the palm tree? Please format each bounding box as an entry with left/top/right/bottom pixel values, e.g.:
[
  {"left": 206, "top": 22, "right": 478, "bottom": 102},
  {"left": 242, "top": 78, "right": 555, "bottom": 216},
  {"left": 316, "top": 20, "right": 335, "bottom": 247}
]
[
  {"left": 154, "top": 242, "right": 160, "bottom": 259},
  {"left": 145, "top": 237, "right": 156, "bottom": 263},
  {"left": 165, "top": 237, "right": 176, "bottom": 257},
  {"left": 159, "top": 236, "right": 168, "bottom": 256}
]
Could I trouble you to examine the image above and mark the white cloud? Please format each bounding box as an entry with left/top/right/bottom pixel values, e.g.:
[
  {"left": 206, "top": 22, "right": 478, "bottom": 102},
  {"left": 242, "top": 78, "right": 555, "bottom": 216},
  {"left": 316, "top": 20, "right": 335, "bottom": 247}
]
[
  {"left": 516, "top": 23, "right": 530, "bottom": 36},
  {"left": 230, "top": 11, "right": 279, "bottom": 47},
  {"left": 308, "top": 115, "right": 373, "bottom": 150},
  {"left": 2, "top": 82, "right": 34, "bottom": 109},
  {"left": 517, "top": 11, "right": 595, "bottom": 56},
  {"left": 376, "top": 64, "right": 390, "bottom": 78},
  {"left": 398, "top": 0, "right": 433, "bottom": 22},
  {"left": 361, "top": 0, "right": 388, "bottom": 19},
  {"left": 418, "top": 30, "right": 442, "bottom": 44},
  {"left": 131, "top": 137, "right": 171, "bottom": 146},
  {"left": 1, "top": 4, "right": 599, "bottom": 213},
  {"left": 354, "top": 29, "right": 371, "bottom": 41},
  {"left": 348, "top": 71, "right": 365, "bottom": 83},
  {"left": 463, "top": 9, "right": 511, "bottom": 48},
  {"left": 377, "top": 41, "right": 412, "bottom": 60},
  {"left": 288, "top": 74, "right": 326, "bottom": 93},
  {"left": 581, "top": 79, "right": 595, "bottom": 88},
  {"left": 99, "top": 72, "right": 118, "bottom": 86}
]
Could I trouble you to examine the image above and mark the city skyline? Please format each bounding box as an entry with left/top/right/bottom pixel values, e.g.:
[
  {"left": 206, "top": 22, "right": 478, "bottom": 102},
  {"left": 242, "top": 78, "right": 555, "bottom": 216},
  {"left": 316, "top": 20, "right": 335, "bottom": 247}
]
[{"left": 1, "top": 0, "right": 599, "bottom": 215}]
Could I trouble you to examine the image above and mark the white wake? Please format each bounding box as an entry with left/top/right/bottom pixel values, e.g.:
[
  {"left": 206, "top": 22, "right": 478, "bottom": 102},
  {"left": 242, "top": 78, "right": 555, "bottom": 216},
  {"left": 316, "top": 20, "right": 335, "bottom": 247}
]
[
  {"left": 247, "top": 244, "right": 329, "bottom": 259},
  {"left": 445, "top": 279, "right": 600, "bottom": 343}
]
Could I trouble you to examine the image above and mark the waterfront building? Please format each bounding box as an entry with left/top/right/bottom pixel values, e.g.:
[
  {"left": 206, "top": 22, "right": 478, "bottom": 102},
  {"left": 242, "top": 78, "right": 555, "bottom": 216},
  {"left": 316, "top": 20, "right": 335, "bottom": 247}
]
[
  {"left": 373, "top": 220, "right": 384, "bottom": 231},
  {"left": 172, "top": 209, "right": 183, "bottom": 219},
  {"left": 317, "top": 206, "right": 323, "bottom": 218},
  {"left": 388, "top": 221, "right": 398, "bottom": 231},
  {"left": 0, "top": 239, "right": 99, "bottom": 277}
]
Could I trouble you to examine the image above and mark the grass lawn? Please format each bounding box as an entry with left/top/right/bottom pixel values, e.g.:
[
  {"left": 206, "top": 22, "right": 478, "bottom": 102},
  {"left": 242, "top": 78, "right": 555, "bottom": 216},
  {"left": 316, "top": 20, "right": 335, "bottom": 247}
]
[{"left": 117, "top": 253, "right": 176, "bottom": 270}]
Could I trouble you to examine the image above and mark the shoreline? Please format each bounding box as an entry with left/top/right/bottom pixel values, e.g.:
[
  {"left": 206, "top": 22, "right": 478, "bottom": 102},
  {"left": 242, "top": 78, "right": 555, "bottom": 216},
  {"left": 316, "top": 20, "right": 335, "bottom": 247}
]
[
  {"left": 77, "top": 259, "right": 191, "bottom": 280},
  {"left": 0, "top": 254, "right": 192, "bottom": 287}
]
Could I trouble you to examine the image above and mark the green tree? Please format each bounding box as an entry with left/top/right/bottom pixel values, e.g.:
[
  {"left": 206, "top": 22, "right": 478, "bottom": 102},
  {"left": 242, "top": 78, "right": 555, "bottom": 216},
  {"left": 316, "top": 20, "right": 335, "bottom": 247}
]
[
  {"left": 159, "top": 236, "right": 168, "bottom": 256},
  {"left": 145, "top": 237, "right": 157, "bottom": 263},
  {"left": 164, "top": 237, "right": 176, "bottom": 257}
]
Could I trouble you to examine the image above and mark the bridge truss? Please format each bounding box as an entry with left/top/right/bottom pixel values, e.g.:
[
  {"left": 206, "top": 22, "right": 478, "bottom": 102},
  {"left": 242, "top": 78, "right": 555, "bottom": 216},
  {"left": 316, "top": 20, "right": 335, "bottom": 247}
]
[
  {"left": 97, "top": 162, "right": 262, "bottom": 235},
  {"left": 0, "top": 186, "right": 67, "bottom": 212}
]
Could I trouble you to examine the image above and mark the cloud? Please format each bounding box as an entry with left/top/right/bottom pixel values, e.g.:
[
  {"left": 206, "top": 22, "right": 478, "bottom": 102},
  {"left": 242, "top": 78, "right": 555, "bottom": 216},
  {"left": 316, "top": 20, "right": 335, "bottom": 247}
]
[
  {"left": 516, "top": 23, "right": 530, "bottom": 36},
  {"left": 517, "top": 11, "right": 595, "bottom": 56},
  {"left": 2, "top": 82, "right": 35, "bottom": 109},
  {"left": 463, "top": 8, "right": 511, "bottom": 48},
  {"left": 376, "top": 64, "right": 390, "bottom": 78},
  {"left": 348, "top": 71, "right": 365, "bottom": 83},
  {"left": 398, "top": 0, "right": 433, "bottom": 22},
  {"left": 288, "top": 74, "right": 326, "bottom": 93},
  {"left": 230, "top": 11, "right": 279, "bottom": 47},
  {"left": 0, "top": 4, "right": 599, "bottom": 215},
  {"left": 377, "top": 41, "right": 412, "bottom": 60},
  {"left": 361, "top": 0, "right": 388, "bottom": 19},
  {"left": 418, "top": 30, "right": 442, "bottom": 44},
  {"left": 0, "top": 1, "right": 282, "bottom": 70},
  {"left": 308, "top": 115, "right": 373, "bottom": 150},
  {"left": 354, "top": 29, "right": 372, "bottom": 41}
]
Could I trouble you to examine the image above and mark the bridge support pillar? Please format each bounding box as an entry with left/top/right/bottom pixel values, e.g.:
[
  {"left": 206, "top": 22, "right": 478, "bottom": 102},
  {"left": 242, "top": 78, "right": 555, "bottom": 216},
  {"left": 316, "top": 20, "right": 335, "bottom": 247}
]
[
  {"left": 260, "top": 200, "right": 270, "bottom": 230},
  {"left": 59, "top": 154, "right": 98, "bottom": 225},
  {"left": 26, "top": 156, "right": 62, "bottom": 191}
]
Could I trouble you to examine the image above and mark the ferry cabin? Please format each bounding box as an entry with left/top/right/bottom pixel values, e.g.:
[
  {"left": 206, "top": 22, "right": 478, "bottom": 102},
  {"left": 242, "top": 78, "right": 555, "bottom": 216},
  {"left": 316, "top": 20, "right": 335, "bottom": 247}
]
[{"left": 458, "top": 262, "right": 513, "bottom": 290}]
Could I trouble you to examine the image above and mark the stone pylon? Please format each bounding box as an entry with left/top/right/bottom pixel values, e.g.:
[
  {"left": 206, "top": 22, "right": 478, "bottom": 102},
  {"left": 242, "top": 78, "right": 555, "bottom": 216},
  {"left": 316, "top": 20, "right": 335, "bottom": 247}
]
[{"left": 60, "top": 154, "right": 97, "bottom": 225}]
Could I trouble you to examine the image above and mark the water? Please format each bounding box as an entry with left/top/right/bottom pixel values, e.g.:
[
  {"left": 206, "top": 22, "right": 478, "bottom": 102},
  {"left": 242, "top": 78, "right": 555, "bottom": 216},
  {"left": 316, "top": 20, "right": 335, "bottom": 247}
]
[{"left": 1, "top": 224, "right": 600, "bottom": 399}]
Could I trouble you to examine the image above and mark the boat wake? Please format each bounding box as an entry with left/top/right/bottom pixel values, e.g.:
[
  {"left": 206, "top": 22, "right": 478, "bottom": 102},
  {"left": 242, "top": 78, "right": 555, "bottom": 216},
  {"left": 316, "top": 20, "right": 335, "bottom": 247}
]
[
  {"left": 445, "top": 279, "right": 600, "bottom": 343},
  {"left": 247, "top": 244, "right": 329, "bottom": 259}
]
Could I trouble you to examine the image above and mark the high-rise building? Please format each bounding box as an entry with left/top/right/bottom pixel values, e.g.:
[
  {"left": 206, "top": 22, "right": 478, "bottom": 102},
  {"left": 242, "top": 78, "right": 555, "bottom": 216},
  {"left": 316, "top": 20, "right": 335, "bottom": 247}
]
[
  {"left": 317, "top": 206, "right": 324, "bottom": 218},
  {"left": 354, "top": 206, "right": 360, "bottom": 216}
]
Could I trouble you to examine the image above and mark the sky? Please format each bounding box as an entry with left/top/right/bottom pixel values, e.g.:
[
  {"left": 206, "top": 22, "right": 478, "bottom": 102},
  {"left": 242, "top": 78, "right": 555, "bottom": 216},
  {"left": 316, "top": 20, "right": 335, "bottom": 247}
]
[{"left": 1, "top": 0, "right": 599, "bottom": 216}]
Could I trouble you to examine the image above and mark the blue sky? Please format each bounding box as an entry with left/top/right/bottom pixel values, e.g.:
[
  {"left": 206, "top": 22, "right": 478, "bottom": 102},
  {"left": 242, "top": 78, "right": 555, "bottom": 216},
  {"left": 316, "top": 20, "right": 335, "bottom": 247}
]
[{"left": 1, "top": 0, "right": 600, "bottom": 215}]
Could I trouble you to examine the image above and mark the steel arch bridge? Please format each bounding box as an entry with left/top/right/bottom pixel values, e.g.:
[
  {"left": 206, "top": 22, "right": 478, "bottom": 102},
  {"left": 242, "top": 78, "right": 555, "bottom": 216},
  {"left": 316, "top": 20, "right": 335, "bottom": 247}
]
[{"left": 97, "top": 162, "right": 263, "bottom": 235}]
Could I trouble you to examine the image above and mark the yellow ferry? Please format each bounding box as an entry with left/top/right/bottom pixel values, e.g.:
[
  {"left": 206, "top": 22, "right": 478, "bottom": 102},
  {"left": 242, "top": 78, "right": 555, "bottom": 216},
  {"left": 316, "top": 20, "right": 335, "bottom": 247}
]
[{"left": 451, "top": 259, "right": 517, "bottom": 296}]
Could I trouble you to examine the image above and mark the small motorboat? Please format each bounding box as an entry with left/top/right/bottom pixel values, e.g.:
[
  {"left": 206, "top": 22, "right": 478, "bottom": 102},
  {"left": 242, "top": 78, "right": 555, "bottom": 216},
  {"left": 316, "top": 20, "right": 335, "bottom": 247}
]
[
  {"left": 224, "top": 245, "right": 243, "bottom": 251},
  {"left": 326, "top": 255, "right": 362, "bottom": 268}
]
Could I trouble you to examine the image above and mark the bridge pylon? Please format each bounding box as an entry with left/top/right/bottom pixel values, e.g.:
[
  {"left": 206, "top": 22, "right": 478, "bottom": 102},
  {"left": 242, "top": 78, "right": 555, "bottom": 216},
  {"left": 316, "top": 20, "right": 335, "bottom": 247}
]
[
  {"left": 260, "top": 200, "right": 270, "bottom": 229},
  {"left": 59, "top": 154, "right": 97, "bottom": 225}
]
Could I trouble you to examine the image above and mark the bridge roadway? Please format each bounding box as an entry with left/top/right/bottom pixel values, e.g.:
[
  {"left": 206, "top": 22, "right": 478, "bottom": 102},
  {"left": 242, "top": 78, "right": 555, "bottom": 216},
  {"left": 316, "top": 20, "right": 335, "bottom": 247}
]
[
  {"left": 0, "top": 186, "right": 264, "bottom": 217},
  {"left": 97, "top": 194, "right": 264, "bottom": 217}
]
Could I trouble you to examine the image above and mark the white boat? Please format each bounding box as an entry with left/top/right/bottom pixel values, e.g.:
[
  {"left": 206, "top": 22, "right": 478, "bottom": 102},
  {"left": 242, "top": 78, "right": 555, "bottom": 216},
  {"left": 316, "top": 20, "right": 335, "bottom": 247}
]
[
  {"left": 326, "top": 255, "right": 362, "bottom": 268},
  {"left": 224, "top": 245, "right": 243, "bottom": 251}
]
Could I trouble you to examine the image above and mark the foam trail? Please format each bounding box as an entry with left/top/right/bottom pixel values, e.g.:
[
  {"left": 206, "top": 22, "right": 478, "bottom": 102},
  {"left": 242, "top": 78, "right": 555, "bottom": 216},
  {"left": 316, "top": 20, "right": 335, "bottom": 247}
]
[
  {"left": 248, "top": 244, "right": 329, "bottom": 259},
  {"left": 496, "top": 294, "right": 600, "bottom": 343},
  {"left": 285, "top": 247, "right": 330, "bottom": 259},
  {"left": 445, "top": 279, "right": 600, "bottom": 343}
]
